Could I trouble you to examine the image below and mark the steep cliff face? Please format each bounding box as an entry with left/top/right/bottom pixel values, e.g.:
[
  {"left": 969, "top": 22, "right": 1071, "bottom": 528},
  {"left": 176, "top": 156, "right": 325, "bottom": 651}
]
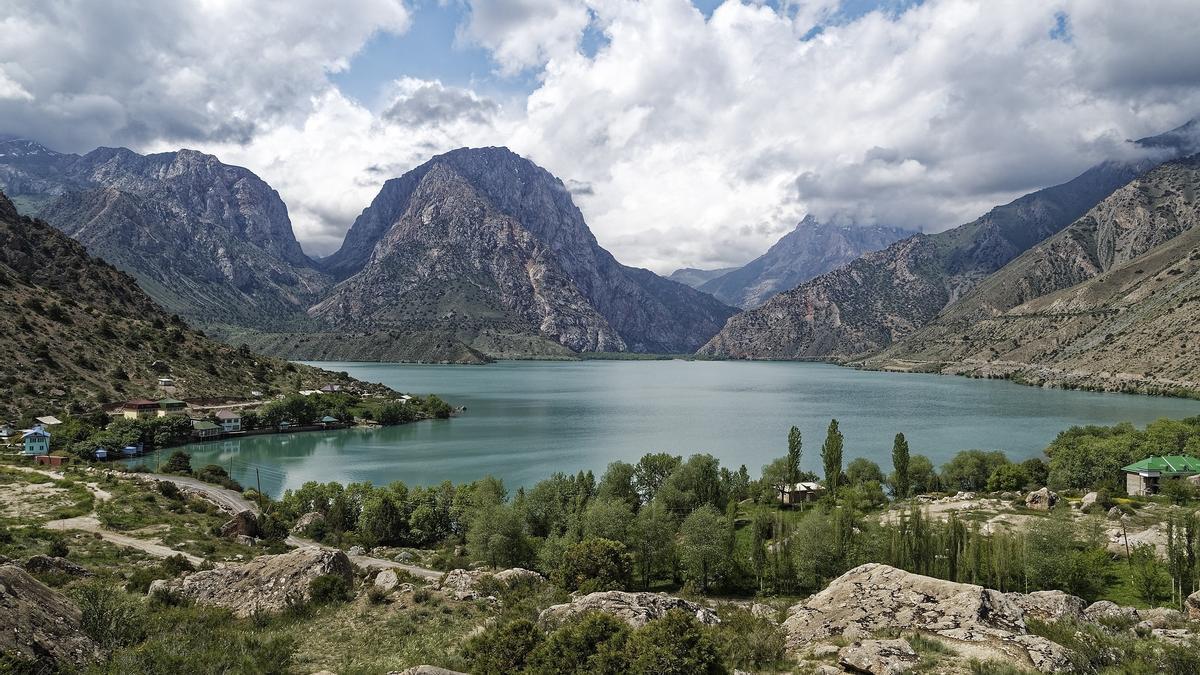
[
  {"left": 866, "top": 155, "right": 1200, "bottom": 392},
  {"left": 698, "top": 217, "right": 914, "bottom": 309},
  {"left": 319, "top": 147, "right": 737, "bottom": 356},
  {"left": 0, "top": 141, "right": 328, "bottom": 331}
]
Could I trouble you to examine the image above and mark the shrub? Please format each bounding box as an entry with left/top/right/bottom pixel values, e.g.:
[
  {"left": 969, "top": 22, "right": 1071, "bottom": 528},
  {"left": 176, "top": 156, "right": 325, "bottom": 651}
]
[
  {"left": 158, "top": 480, "right": 183, "bottom": 500},
  {"left": 710, "top": 607, "right": 786, "bottom": 670},
  {"left": 72, "top": 581, "right": 148, "bottom": 649},
  {"left": 308, "top": 574, "right": 351, "bottom": 606},
  {"left": 528, "top": 612, "right": 631, "bottom": 674},
  {"left": 47, "top": 537, "right": 69, "bottom": 558},
  {"left": 162, "top": 451, "right": 192, "bottom": 474},
  {"left": 464, "top": 619, "right": 543, "bottom": 674},
  {"left": 366, "top": 585, "right": 388, "bottom": 604},
  {"left": 555, "top": 538, "right": 632, "bottom": 593},
  {"left": 626, "top": 609, "right": 726, "bottom": 674}
]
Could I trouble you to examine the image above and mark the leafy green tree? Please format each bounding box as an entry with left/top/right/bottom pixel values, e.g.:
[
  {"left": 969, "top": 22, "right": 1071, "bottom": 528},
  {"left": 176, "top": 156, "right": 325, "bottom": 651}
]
[
  {"left": 820, "top": 419, "right": 844, "bottom": 497},
  {"left": 786, "top": 426, "right": 802, "bottom": 486},
  {"left": 582, "top": 497, "right": 634, "bottom": 544},
  {"left": 940, "top": 449, "right": 1009, "bottom": 492},
  {"left": 680, "top": 505, "right": 725, "bottom": 592},
  {"left": 162, "top": 450, "right": 192, "bottom": 474},
  {"left": 378, "top": 401, "right": 416, "bottom": 425},
  {"left": 627, "top": 610, "right": 726, "bottom": 675},
  {"left": 892, "top": 433, "right": 911, "bottom": 498},
  {"left": 359, "top": 492, "right": 408, "bottom": 546},
  {"left": 467, "top": 503, "right": 533, "bottom": 568},
  {"left": 634, "top": 453, "right": 682, "bottom": 504},
  {"left": 907, "top": 454, "right": 939, "bottom": 494},
  {"left": 1021, "top": 457, "right": 1049, "bottom": 486},
  {"left": 1130, "top": 543, "right": 1169, "bottom": 605},
  {"left": 631, "top": 500, "right": 677, "bottom": 589},
  {"left": 556, "top": 538, "right": 633, "bottom": 592},
  {"left": 423, "top": 395, "right": 454, "bottom": 419},
  {"left": 597, "top": 461, "right": 639, "bottom": 510},
  {"left": 986, "top": 463, "right": 1030, "bottom": 492},
  {"left": 528, "top": 613, "right": 631, "bottom": 674},
  {"left": 464, "top": 619, "right": 543, "bottom": 674},
  {"left": 846, "top": 458, "right": 884, "bottom": 486}
]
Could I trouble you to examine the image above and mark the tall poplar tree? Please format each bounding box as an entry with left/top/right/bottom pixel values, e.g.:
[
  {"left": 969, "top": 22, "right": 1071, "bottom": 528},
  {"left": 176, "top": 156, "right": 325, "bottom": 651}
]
[
  {"left": 786, "top": 426, "right": 802, "bottom": 486},
  {"left": 821, "top": 419, "right": 844, "bottom": 497},
  {"left": 892, "top": 432, "right": 911, "bottom": 499}
]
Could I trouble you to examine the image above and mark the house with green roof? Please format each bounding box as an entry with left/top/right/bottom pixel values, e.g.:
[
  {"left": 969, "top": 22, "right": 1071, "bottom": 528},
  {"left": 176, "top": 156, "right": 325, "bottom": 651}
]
[
  {"left": 190, "top": 419, "right": 221, "bottom": 440},
  {"left": 1122, "top": 455, "right": 1200, "bottom": 496}
]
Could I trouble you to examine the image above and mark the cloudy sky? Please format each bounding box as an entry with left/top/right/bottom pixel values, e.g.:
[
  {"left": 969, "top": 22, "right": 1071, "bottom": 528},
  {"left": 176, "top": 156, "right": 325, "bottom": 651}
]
[{"left": 2, "top": 0, "right": 1200, "bottom": 273}]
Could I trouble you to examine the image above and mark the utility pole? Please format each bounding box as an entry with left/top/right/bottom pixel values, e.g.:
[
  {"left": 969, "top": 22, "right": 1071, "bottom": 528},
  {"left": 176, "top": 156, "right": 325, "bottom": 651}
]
[{"left": 256, "top": 467, "right": 261, "bottom": 495}]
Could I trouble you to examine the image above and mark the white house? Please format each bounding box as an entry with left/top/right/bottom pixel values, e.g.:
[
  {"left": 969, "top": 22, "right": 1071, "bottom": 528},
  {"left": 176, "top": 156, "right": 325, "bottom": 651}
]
[
  {"left": 21, "top": 425, "right": 51, "bottom": 456},
  {"left": 215, "top": 409, "right": 242, "bottom": 433}
]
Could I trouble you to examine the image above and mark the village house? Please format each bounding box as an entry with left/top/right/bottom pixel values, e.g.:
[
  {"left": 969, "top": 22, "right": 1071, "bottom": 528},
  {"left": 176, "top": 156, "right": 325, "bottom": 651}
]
[
  {"left": 157, "top": 377, "right": 175, "bottom": 387},
  {"left": 35, "top": 415, "right": 63, "bottom": 427},
  {"left": 191, "top": 419, "right": 221, "bottom": 440},
  {"left": 778, "top": 481, "right": 826, "bottom": 506},
  {"left": 215, "top": 409, "right": 242, "bottom": 433},
  {"left": 21, "top": 425, "right": 50, "bottom": 456},
  {"left": 320, "top": 415, "right": 341, "bottom": 428},
  {"left": 35, "top": 455, "right": 67, "bottom": 467},
  {"left": 1122, "top": 456, "right": 1200, "bottom": 496},
  {"left": 157, "top": 398, "right": 187, "bottom": 417},
  {"left": 122, "top": 399, "right": 160, "bottom": 420}
]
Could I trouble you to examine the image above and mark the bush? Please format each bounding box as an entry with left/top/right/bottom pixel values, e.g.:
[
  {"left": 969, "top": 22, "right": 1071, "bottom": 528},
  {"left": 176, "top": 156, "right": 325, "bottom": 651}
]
[
  {"left": 555, "top": 538, "right": 632, "bottom": 593},
  {"left": 464, "top": 619, "right": 544, "bottom": 674},
  {"left": 366, "top": 585, "right": 388, "bottom": 604},
  {"left": 710, "top": 607, "right": 786, "bottom": 670},
  {"left": 158, "top": 480, "right": 183, "bottom": 500},
  {"left": 528, "top": 612, "right": 631, "bottom": 674},
  {"left": 626, "top": 609, "right": 726, "bottom": 674},
  {"left": 308, "top": 574, "right": 351, "bottom": 605},
  {"left": 72, "top": 581, "right": 148, "bottom": 649},
  {"left": 163, "top": 451, "right": 193, "bottom": 474},
  {"left": 47, "top": 538, "right": 69, "bottom": 558}
]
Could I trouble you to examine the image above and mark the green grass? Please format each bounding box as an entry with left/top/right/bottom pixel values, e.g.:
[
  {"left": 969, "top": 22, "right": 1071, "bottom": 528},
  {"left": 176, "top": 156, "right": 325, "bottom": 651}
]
[{"left": 0, "top": 466, "right": 94, "bottom": 526}]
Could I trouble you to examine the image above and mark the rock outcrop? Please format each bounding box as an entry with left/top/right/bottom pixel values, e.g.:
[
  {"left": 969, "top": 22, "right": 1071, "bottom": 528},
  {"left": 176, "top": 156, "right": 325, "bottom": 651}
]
[
  {"left": 435, "top": 567, "right": 545, "bottom": 601},
  {"left": 149, "top": 546, "right": 353, "bottom": 617},
  {"left": 782, "top": 563, "right": 1073, "bottom": 672},
  {"left": 21, "top": 554, "right": 92, "bottom": 578},
  {"left": 838, "top": 638, "right": 918, "bottom": 675},
  {"left": 1024, "top": 487, "right": 1059, "bottom": 511},
  {"left": 539, "top": 590, "right": 720, "bottom": 628},
  {"left": 292, "top": 512, "right": 325, "bottom": 534},
  {"left": 1003, "top": 590, "right": 1085, "bottom": 623},
  {"left": 0, "top": 564, "right": 101, "bottom": 669},
  {"left": 220, "top": 510, "right": 259, "bottom": 539}
]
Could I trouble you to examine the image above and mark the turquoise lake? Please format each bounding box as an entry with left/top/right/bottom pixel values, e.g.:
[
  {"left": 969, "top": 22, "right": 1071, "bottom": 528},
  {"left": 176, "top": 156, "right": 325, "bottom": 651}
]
[{"left": 177, "top": 360, "right": 1200, "bottom": 498}]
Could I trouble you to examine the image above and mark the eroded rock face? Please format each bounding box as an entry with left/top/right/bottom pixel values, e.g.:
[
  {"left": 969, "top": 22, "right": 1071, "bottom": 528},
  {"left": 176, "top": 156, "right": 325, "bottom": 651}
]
[
  {"left": 782, "top": 563, "right": 1072, "bottom": 672},
  {"left": 539, "top": 591, "right": 720, "bottom": 628},
  {"left": 1186, "top": 590, "right": 1200, "bottom": 620},
  {"left": 21, "top": 555, "right": 93, "bottom": 578},
  {"left": 220, "top": 510, "right": 259, "bottom": 539},
  {"left": 1004, "top": 590, "right": 1086, "bottom": 623},
  {"left": 149, "top": 546, "right": 352, "bottom": 617},
  {"left": 435, "top": 567, "right": 545, "bottom": 601},
  {"left": 838, "top": 638, "right": 918, "bottom": 675},
  {"left": 1025, "top": 487, "right": 1059, "bottom": 511},
  {"left": 0, "top": 564, "right": 101, "bottom": 669}
]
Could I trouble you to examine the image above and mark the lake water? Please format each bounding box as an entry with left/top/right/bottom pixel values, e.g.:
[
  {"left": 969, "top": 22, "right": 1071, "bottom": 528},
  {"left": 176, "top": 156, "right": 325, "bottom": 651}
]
[{"left": 176, "top": 360, "right": 1200, "bottom": 498}]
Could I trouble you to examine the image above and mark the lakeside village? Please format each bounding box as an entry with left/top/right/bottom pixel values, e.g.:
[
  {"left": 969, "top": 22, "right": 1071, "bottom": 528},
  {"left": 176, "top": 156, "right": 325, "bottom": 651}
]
[{"left": 0, "top": 380, "right": 455, "bottom": 467}]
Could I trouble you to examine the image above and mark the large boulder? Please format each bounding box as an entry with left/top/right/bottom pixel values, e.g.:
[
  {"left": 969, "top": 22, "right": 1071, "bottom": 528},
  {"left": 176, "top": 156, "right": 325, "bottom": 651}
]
[
  {"left": 1079, "top": 492, "right": 1099, "bottom": 511},
  {"left": 291, "top": 511, "right": 325, "bottom": 534},
  {"left": 1024, "top": 488, "right": 1059, "bottom": 511},
  {"left": 838, "top": 638, "right": 918, "bottom": 674},
  {"left": 436, "top": 567, "right": 545, "bottom": 601},
  {"left": 21, "top": 555, "right": 93, "bottom": 578},
  {"left": 149, "top": 546, "right": 352, "bottom": 617},
  {"left": 220, "top": 510, "right": 259, "bottom": 539},
  {"left": 0, "top": 565, "right": 101, "bottom": 669},
  {"left": 782, "top": 563, "right": 1072, "bottom": 672},
  {"left": 1083, "top": 600, "right": 1140, "bottom": 624},
  {"left": 1187, "top": 590, "right": 1200, "bottom": 620},
  {"left": 1003, "top": 590, "right": 1086, "bottom": 623},
  {"left": 539, "top": 590, "right": 720, "bottom": 628}
]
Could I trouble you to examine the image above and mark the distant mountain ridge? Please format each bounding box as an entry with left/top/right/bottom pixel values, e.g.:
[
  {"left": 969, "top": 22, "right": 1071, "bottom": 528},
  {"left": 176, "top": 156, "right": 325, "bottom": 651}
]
[
  {"left": 667, "top": 267, "right": 737, "bottom": 289},
  {"left": 697, "top": 216, "right": 914, "bottom": 308},
  {"left": 0, "top": 139, "right": 329, "bottom": 333},
  {"left": 699, "top": 119, "right": 1200, "bottom": 361},
  {"left": 864, "top": 153, "right": 1200, "bottom": 393}
]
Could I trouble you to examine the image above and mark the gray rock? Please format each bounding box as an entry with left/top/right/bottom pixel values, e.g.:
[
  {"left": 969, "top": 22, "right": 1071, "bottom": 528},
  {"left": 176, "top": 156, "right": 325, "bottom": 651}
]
[
  {"left": 1107, "top": 506, "right": 1123, "bottom": 520},
  {"left": 21, "top": 555, "right": 92, "bottom": 578},
  {"left": 436, "top": 567, "right": 545, "bottom": 601},
  {"left": 220, "top": 510, "right": 259, "bottom": 539},
  {"left": 1151, "top": 628, "right": 1196, "bottom": 646},
  {"left": 782, "top": 563, "right": 1073, "bottom": 671},
  {"left": 347, "top": 545, "right": 365, "bottom": 557},
  {"left": 395, "top": 550, "right": 415, "bottom": 562},
  {"left": 539, "top": 590, "right": 720, "bottom": 628},
  {"left": 1024, "top": 487, "right": 1059, "bottom": 511},
  {"left": 838, "top": 638, "right": 917, "bottom": 674},
  {"left": 235, "top": 535, "right": 256, "bottom": 547},
  {"left": 374, "top": 569, "right": 400, "bottom": 592},
  {"left": 0, "top": 564, "right": 101, "bottom": 669},
  {"left": 1004, "top": 589, "right": 1086, "bottom": 623},
  {"left": 811, "top": 643, "right": 840, "bottom": 658},
  {"left": 150, "top": 546, "right": 353, "bottom": 617},
  {"left": 750, "top": 602, "right": 778, "bottom": 622},
  {"left": 1186, "top": 590, "right": 1200, "bottom": 620},
  {"left": 1083, "top": 600, "right": 1140, "bottom": 624},
  {"left": 292, "top": 511, "right": 325, "bottom": 534},
  {"left": 1080, "top": 491, "right": 1099, "bottom": 511}
]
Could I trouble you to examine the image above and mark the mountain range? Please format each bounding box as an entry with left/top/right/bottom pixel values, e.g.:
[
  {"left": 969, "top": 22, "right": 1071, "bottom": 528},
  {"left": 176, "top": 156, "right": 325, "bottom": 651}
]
[
  {"left": 698, "top": 120, "right": 1200, "bottom": 364},
  {"left": 687, "top": 216, "right": 914, "bottom": 308},
  {"left": 0, "top": 141, "right": 735, "bottom": 362}
]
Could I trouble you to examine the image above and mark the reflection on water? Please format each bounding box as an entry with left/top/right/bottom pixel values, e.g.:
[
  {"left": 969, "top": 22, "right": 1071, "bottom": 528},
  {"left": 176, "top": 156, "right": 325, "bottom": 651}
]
[{"left": 169, "top": 360, "right": 1200, "bottom": 498}]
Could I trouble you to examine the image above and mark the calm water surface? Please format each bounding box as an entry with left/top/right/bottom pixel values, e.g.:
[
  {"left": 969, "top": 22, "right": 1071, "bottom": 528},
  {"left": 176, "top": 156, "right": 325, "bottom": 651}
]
[{"left": 177, "top": 361, "right": 1200, "bottom": 497}]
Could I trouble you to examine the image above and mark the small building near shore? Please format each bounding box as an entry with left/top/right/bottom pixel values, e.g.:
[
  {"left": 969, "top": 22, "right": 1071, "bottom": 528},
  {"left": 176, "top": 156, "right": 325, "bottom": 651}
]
[
  {"left": 122, "top": 399, "right": 160, "bottom": 420},
  {"left": 191, "top": 420, "right": 221, "bottom": 440},
  {"left": 157, "top": 398, "right": 187, "bottom": 417},
  {"left": 778, "top": 481, "right": 826, "bottom": 506},
  {"left": 35, "top": 454, "right": 67, "bottom": 467},
  {"left": 215, "top": 410, "right": 242, "bottom": 433},
  {"left": 21, "top": 425, "right": 50, "bottom": 456},
  {"left": 1123, "top": 456, "right": 1200, "bottom": 496},
  {"left": 320, "top": 415, "right": 340, "bottom": 428}
]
